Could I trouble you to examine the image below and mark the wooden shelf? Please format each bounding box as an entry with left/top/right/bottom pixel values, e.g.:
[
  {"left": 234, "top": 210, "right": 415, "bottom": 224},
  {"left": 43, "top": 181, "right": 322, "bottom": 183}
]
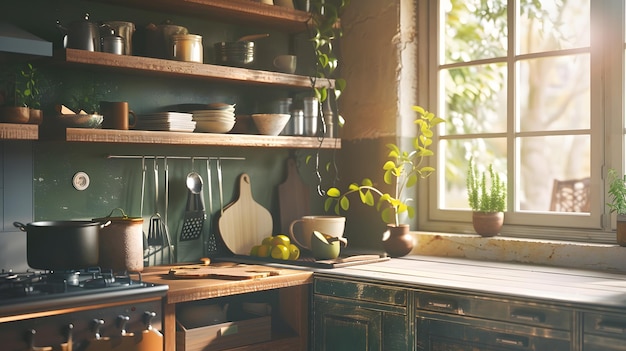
[
  {"left": 63, "top": 128, "right": 341, "bottom": 149},
  {"left": 54, "top": 49, "right": 333, "bottom": 89},
  {"left": 93, "top": 0, "right": 312, "bottom": 33},
  {"left": 0, "top": 123, "right": 38, "bottom": 140}
]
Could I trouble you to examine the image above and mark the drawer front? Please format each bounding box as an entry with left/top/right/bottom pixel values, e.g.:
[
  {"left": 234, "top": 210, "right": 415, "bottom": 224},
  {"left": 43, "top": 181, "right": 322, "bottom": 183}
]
[
  {"left": 584, "top": 312, "right": 626, "bottom": 340},
  {"left": 314, "top": 278, "right": 407, "bottom": 307},
  {"left": 415, "top": 290, "right": 573, "bottom": 330},
  {"left": 417, "top": 312, "right": 572, "bottom": 351}
]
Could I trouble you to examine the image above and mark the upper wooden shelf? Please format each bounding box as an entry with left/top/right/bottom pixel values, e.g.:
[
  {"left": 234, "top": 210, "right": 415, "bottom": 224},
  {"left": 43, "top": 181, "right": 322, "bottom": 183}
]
[
  {"left": 0, "top": 123, "right": 38, "bottom": 140},
  {"left": 93, "top": 0, "right": 312, "bottom": 33},
  {"left": 63, "top": 128, "right": 341, "bottom": 149},
  {"left": 54, "top": 49, "right": 333, "bottom": 89}
]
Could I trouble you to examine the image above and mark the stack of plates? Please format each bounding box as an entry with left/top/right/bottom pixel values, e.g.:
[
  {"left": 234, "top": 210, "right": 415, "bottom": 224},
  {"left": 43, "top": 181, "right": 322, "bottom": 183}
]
[
  {"left": 192, "top": 104, "right": 236, "bottom": 133},
  {"left": 136, "top": 112, "right": 196, "bottom": 132}
]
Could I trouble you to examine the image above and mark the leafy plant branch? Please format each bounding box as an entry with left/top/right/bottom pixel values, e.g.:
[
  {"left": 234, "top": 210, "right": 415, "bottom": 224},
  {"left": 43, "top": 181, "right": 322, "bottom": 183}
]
[
  {"left": 607, "top": 168, "right": 626, "bottom": 215},
  {"left": 325, "top": 106, "right": 445, "bottom": 226}
]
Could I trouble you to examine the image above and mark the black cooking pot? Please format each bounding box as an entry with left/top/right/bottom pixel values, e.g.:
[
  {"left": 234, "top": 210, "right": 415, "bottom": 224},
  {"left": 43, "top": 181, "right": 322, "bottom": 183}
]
[{"left": 14, "top": 220, "right": 110, "bottom": 270}]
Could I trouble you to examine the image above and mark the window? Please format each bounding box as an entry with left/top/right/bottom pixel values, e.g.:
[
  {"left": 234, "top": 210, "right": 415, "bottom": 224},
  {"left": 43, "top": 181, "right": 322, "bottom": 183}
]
[{"left": 419, "top": 0, "right": 625, "bottom": 243}]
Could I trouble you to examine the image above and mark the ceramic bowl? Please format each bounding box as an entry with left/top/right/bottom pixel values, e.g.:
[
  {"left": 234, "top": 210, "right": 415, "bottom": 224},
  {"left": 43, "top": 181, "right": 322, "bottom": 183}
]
[
  {"left": 251, "top": 113, "right": 290, "bottom": 136},
  {"left": 57, "top": 114, "right": 104, "bottom": 128},
  {"left": 195, "top": 119, "right": 235, "bottom": 133}
]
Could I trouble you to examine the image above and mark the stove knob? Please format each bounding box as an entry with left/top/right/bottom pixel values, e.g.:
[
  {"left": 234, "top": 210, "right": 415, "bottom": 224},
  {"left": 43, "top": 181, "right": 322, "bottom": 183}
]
[
  {"left": 26, "top": 329, "right": 53, "bottom": 351},
  {"left": 116, "top": 315, "right": 132, "bottom": 336},
  {"left": 143, "top": 311, "right": 157, "bottom": 330},
  {"left": 91, "top": 319, "right": 105, "bottom": 339}
]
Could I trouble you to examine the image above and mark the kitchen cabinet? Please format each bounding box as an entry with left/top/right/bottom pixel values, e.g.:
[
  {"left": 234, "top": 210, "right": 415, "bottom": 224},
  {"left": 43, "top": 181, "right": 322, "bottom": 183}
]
[
  {"left": 583, "top": 311, "right": 626, "bottom": 350},
  {"left": 312, "top": 275, "right": 413, "bottom": 351},
  {"left": 415, "top": 290, "right": 573, "bottom": 350},
  {"left": 142, "top": 262, "right": 312, "bottom": 351},
  {"left": 311, "top": 256, "right": 626, "bottom": 351}
]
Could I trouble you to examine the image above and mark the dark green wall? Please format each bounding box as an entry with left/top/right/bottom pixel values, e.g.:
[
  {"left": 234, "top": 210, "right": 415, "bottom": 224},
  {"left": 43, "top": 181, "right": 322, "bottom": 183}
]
[{"left": 2, "top": 0, "right": 399, "bottom": 264}]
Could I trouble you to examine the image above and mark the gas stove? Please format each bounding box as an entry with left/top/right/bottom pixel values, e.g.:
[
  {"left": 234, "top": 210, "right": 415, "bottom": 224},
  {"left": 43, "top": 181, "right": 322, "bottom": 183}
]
[{"left": 0, "top": 268, "right": 167, "bottom": 350}]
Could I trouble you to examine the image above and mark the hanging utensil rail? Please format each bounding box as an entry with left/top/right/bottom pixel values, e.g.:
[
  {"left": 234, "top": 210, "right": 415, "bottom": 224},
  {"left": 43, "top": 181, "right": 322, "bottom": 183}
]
[{"left": 107, "top": 155, "right": 245, "bottom": 161}]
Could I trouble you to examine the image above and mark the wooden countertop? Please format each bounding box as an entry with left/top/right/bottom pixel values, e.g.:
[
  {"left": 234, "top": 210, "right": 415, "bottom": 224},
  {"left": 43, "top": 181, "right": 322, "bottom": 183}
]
[
  {"left": 141, "top": 262, "right": 313, "bottom": 304},
  {"left": 315, "top": 255, "right": 626, "bottom": 310}
]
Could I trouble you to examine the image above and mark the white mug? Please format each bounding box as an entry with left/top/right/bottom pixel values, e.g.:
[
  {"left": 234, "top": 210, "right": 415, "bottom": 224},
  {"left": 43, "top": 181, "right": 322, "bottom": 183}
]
[
  {"left": 273, "top": 55, "right": 297, "bottom": 74},
  {"left": 289, "top": 215, "right": 345, "bottom": 250}
]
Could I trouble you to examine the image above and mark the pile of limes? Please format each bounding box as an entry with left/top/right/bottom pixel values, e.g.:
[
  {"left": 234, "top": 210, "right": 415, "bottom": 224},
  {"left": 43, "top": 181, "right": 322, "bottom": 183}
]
[{"left": 249, "top": 234, "right": 300, "bottom": 260}]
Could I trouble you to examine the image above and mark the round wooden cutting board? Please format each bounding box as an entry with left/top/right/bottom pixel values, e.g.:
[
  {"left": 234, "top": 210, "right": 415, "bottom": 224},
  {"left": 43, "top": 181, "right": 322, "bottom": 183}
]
[{"left": 218, "top": 173, "right": 273, "bottom": 255}]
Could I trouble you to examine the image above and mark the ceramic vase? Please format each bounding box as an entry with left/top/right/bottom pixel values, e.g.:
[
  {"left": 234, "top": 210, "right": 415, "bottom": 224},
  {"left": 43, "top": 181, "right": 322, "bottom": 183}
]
[
  {"left": 382, "top": 224, "right": 414, "bottom": 257},
  {"left": 472, "top": 211, "right": 504, "bottom": 237}
]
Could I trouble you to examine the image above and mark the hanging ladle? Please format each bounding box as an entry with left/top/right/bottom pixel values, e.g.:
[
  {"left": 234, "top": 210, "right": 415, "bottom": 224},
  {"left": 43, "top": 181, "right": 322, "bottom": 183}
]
[{"left": 186, "top": 172, "right": 203, "bottom": 195}]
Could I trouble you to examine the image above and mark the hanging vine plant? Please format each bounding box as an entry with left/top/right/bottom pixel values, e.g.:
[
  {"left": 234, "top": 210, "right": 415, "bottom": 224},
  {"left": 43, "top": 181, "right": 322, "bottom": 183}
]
[
  {"left": 303, "top": 0, "right": 350, "bottom": 196},
  {"left": 308, "top": 0, "right": 348, "bottom": 108}
]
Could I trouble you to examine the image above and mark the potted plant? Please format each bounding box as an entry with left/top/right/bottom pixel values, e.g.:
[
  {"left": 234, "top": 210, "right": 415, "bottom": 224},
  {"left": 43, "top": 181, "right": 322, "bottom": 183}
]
[
  {"left": 0, "top": 63, "right": 43, "bottom": 124},
  {"left": 325, "top": 105, "right": 444, "bottom": 256},
  {"left": 607, "top": 168, "right": 626, "bottom": 246},
  {"left": 467, "top": 158, "right": 507, "bottom": 237}
]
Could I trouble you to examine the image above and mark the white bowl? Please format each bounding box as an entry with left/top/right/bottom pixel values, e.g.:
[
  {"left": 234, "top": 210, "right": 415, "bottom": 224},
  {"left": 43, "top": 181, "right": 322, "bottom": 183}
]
[
  {"left": 195, "top": 120, "right": 235, "bottom": 133},
  {"left": 251, "top": 113, "right": 291, "bottom": 136}
]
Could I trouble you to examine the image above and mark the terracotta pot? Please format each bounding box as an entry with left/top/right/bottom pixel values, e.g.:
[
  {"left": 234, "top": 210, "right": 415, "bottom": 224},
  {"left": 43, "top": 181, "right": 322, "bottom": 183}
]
[
  {"left": 472, "top": 211, "right": 504, "bottom": 237},
  {"left": 28, "top": 108, "right": 43, "bottom": 125},
  {"left": 616, "top": 215, "right": 626, "bottom": 246},
  {"left": 0, "top": 106, "right": 30, "bottom": 124},
  {"left": 382, "top": 224, "right": 414, "bottom": 257}
]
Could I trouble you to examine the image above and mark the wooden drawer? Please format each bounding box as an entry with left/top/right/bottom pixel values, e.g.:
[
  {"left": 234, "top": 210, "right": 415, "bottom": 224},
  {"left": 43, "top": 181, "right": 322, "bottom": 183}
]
[
  {"left": 584, "top": 311, "right": 626, "bottom": 339},
  {"left": 176, "top": 315, "right": 271, "bottom": 351},
  {"left": 314, "top": 277, "right": 407, "bottom": 307},
  {"left": 415, "top": 290, "right": 573, "bottom": 330}
]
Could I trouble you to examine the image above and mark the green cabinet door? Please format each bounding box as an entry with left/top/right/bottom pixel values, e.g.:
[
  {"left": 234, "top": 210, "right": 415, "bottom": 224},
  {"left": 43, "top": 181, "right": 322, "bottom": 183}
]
[{"left": 313, "top": 296, "right": 382, "bottom": 351}]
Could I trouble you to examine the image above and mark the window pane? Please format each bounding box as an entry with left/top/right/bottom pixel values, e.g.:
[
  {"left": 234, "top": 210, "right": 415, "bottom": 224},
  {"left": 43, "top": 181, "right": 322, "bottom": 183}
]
[
  {"left": 517, "top": 54, "right": 590, "bottom": 132},
  {"left": 442, "top": 63, "right": 507, "bottom": 135},
  {"left": 440, "top": 138, "right": 507, "bottom": 210},
  {"left": 443, "top": 0, "right": 507, "bottom": 63},
  {"left": 517, "top": 0, "right": 590, "bottom": 55},
  {"left": 518, "top": 135, "right": 590, "bottom": 212}
]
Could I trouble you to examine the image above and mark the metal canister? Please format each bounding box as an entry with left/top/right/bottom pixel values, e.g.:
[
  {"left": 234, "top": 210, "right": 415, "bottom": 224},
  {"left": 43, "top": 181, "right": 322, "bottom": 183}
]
[
  {"left": 102, "top": 35, "right": 124, "bottom": 55},
  {"left": 303, "top": 97, "right": 319, "bottom": 118},
  {"left": 292, "top": 109, "right": 304, "bottom": 135},
  {"left": 304, "top": 115, "right": 318, "bottom": 136}
]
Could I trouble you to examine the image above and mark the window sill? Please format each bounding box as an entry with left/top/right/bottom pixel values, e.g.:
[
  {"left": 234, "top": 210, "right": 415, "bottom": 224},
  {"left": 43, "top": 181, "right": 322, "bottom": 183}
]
[{"left": 411, "top": 232, "right": 626, "bottom": 274}]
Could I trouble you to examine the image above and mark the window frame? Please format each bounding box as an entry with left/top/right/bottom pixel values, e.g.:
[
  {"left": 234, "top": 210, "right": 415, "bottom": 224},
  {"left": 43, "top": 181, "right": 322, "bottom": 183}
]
[{"left": 416, "top": 0, "right": 626, "bottom": 244}]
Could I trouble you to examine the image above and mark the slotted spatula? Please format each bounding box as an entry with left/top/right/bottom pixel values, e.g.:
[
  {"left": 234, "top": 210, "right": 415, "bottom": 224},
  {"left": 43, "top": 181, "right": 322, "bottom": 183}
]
[{"left": 179, "top": 171, "right": 206, "bottom": 241}]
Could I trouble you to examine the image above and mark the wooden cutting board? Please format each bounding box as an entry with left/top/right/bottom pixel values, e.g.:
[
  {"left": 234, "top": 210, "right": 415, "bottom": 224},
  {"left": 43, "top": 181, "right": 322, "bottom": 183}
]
[
  {"left": 218, "top": 173, "right": 273, "bottom": 255},
  {"left": 169, "top": 265, "right": 273, "bottom": 279},
  {"left": 278, "top": 158, "right": 310, "bottom": 234}
]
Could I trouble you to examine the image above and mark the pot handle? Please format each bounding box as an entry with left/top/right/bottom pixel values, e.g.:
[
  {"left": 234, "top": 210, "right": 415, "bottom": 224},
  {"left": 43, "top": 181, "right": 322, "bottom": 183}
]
[
  {"left": 106, "top": 208, "right": 129, "bottom": 219},
  {"left": 13, "top": 221, "right": 26, "bottom": 232}
]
